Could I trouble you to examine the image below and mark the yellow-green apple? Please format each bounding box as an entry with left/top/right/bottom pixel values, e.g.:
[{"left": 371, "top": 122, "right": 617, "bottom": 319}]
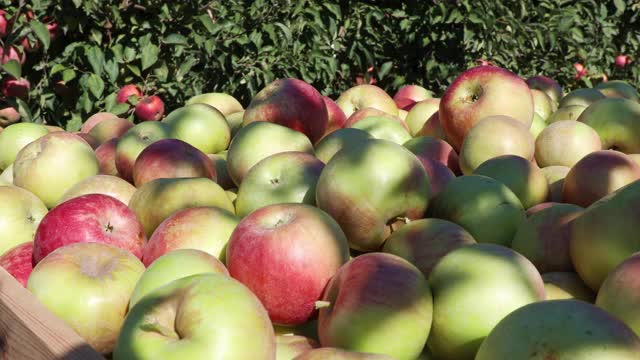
[
  {"left": 596, "top": 80, "right": 639, "bottom": 101},
  {"left": 225, "top": 110, "right": 244, "bottom": 138},
  {"left": 130, "top": 249, "right": 228, "bottom": 307},
  {"left": 116, "top": 84, "right": 142, "bottom": 104},
  {"left": 28, "top": 242, "right": 145, "bottom": 354},
  {"left": 276, "top": 335, "right": 318, "bottom": 360},
  {"left": 318, "top": 253, "right": 432, "bottom": 360},
  {"left": 129, "top": 177, "right": 234, "bottom": 237},
  {"left": 135, "top": 95, "right": 165, "bottom": 121},
  {"left": 142, "top": 206, "right": 239, "bottom": 266},
  {"left": 57, "top": 174, "right": 137, "bottom": 206},
  {"left": 336, "top": 84, "right": 399, "bottom": 119},
  {"left": 0, "top": 102, "right": 20, "bottom": 127},
  {"left": 185, "top": 92, "right": 244, "bottom": 116},
  {"left": 546, "top": 105, "right": 587, "bottom": 123},
  {"left": 207, "top": 152, "right": 234, "bottom": 190},
  {"left": 322, "top": 96, "right": 347, "bottom": 137},
  {"left": 243, "top": 78, "right": 328, "bottom": 143},
  {"left": 458, "top": 115, "right": 535, "bottom": 175},
  {"left": 0, "top": 186, "right": 47, "bottom": 256},
  {"left": 393, "top": 85, "right": 433, "bottom": 106},
  {"left": 531, "top": 89, "right": 554, "bottom": 120},
  {"left": 427, "top": 243, "right": 545, "bottom": 359},
  {"left": 315, "top": 139, "right": 430, "bottom": 251},
  {"left": 475, "top": 300, "right": 640, "bottom": 360},
  {"left": 382, "top": 218, "right": 476, "bottom": 278},
  {"left": 115, "top": 121, "right": 170, "bottom": 183},
  {"left": 403, "top": 136, "right": 460, "bottom": 174},
  {"left": 95, "top": 138, "right": 119, "bottom": 176},
  {"left": 344, "top": 107, "right": 408, "bottom": 130},
  {"left": 294, "top": 348, "right": 395, "bottom": 360},
  {"left": 570, "top": 180, "right": 640, "bottom": 291},
  {"left": 428, "top": 175, "right": 525, "bottom": 246},
  {"left": 439, "top": 66, "right": 534, "bottom": 150},
  {"left": 13, "top": 132, "right": 100, "bottom": 208},
  {"left": 398, "top": 109, "right": 408, "bottom": 121},
  {"left": 559, "top": 88, "right": 606, "bottom": 108},
  {"left": 349, "top": 116, "right": 412, "bottom": 144},
  {"left": 226, "top": 203, "right": 350, "bottom": 325},
  {"left": 163, "top": 103, "right": 231, "bottom": 154},
  {"left": 530, "top": 112, "right": 546, "bottom": 139},
  {"left": 81, "top": 112, "right": 119, "bottom": 133},
  {"left": 132, "top": 138, "right": 216, "bottom": 187},
  {"left": 542, "top": 272, "right": 595, "bottom": 302},
  {"left": 526, "top": 75, "right": 563, "bottom": 104},
  {"left": 578, "top": 98, "right": 640, "bottom": 153},
  {"left": 114, "top": 273, "right": 275, "bottom": 359},
  {"left": 563, "top": 150, "right": 640, "bottom": 207},
  {"left": 596, "top": 252, "right": 640, "bottom": 336},
  {"left": 0, "top": 165, "right": 10, "bottom": 185},
  {"left": 541, "top": 166, "right": 570, "bottom": 202},
  {"left": 44, "top": 125, "right": 65, "bottom": 133},
  {"left": 0, "top": 122, "right": 48, "bottom": 170},
  {"left": 404, "top": 99, "right": 440, "bottom": 136},
  {"left": 227, "top": 122, "right": 314, "bottom": 186},
  {"left": 235, "top": 152, "right": 324, "bottom": 217},
  {"left": 535, "top": 120, "right": 601, "bottom": 168},
  {"left": 473, "top": 154, "right": 549, "bottom": 209},
  {"left": 2, "top": 76, "right": 30, "bottom": 99},
  {"left": 87, "top": 117, "right": 133, "bottom": 145},
  {"left": 417, "top": 112, "right": 447, "bottom": 141},
  {"left": 0, "top": 242, "right": 33, "bottom": 287},
  {"left": 314, "top": 128, "right": 373, "bottom": 164},
  {"left": 511, "top": 203, "right": 583, "bottom": 273},
  {"left": 33, "top": 194, "right": 145, "bottom": 263}
]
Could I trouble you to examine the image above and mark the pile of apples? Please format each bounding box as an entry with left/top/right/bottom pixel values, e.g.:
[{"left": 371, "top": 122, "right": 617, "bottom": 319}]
[{"left": 1, "top": 64, "right": 640, "bottom": 360}]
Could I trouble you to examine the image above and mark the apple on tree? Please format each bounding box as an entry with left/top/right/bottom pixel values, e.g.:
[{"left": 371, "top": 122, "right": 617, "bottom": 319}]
[{"left": 135, "top": 95, "right": 165, "bottom": 121}]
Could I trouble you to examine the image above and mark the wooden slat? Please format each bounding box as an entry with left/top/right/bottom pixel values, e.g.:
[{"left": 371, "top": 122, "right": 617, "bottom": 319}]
[{"left": 0, "top": 267, "right": 104, "bottom": 359}]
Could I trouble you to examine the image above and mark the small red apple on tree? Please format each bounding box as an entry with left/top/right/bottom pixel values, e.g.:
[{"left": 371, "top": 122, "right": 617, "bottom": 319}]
[
  {"left": 116, "top": 84, "right": 142, "bottom": 104},
  {"left": 0, "top": 10, "right": 9, "bottom": 38},
  {"left": 574, "top": 63, "right": 587, "bottom": 80},
  {"left": 2, "top": 77, "right": 30, "bottom": 99},
  {"left": 615, "top": 55, "right": 631, "bottom": 69},
  {"left": 135, "top": 95, "right": 165, "bottom": 121},
  {"left": 0, "top": 46, "right": 25, "bottom": 65}
]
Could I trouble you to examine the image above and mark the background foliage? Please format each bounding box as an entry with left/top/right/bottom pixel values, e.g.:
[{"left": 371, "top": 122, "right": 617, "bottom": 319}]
[{"left": 1, "top": 0, "right": 639, "bottom": 130}]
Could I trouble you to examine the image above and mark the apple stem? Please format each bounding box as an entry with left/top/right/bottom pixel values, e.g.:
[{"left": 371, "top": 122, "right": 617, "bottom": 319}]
[{"left": 315, "top": 300, "right": 331, "bottom": 309}]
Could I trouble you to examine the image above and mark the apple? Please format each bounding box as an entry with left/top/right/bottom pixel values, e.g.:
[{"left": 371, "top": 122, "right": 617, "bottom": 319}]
[
  {"left": 227, "top": 121, "right": 314, "bottom": 186},
  {"left": 404, "top": 99, "right": 440, "bottom": 136},
  {"left": 318, "top": 253, "right": 432, "bottom": 360},
  {"left": 142, "top": 206, "right": 239, "bottom": 266},
  {"left": 114, "top": 273, "right": 276, "bottom": 359},
  {"left": 616, "top": 55, "right": 632, "bottom": 69},
  {"left": 322, "top": 96, "right": 347, "bottom": 137},
  {"left": 235, "top": 151, "right": 324, "bottom": 217},
  {"left": 225, "top": 110, "right": 244, "bottom": 138},
  {"left": 349, "top": 116, "right": 412, "bottom": 144},
  {"left": 336, "top": 84, "right": 399, "bottom": 119},
  {"left": 0, "top": 242, "right": 33, "bottom": 287},
  {"left": 185, "top": 92, "right": 244, "bottom": 116},
  {"left": 526, "top": 201, "right": 562, "bottom": 216},
  {"left": 162, "top": 103, "right": 231, "bottom": 154},
  {"left": 116, "top": 84, "right": 142, "bottom": 104},
  {"left": 574, "top": 62, "right": 587, "bottom": 79},
  {"left": 531, "top": 89, "right": 554, "bottom": 120},
  {"left": 542, "top": 272, "right": 595, "bottom": 302},
  {"left": 132, "top": 138, "right": 216, "bottom": 187},
  {"left": 2, "top": 77, "right": 30, "bottom": 99},
  {"left": 475, "top": 300, "right": 640, "bottom": 359},
  {"left": 439, "top": 65, "right": 534, "bottom": 150},
  {"left": 529, "top": 112, "right": 546, "bottom": 139},
  {"left": 578, "top": 98, "right": 640, "bottom": 153},
  {"left": 596, "top": 252, "right": 640, "bottom": 336},
  {"left": 0, "top": 10, "right": 8, "bottom": 38},
  {"left": 74, "top": 132, "right": 101, "bottom": 150},
  {"left": 558, "top": 88, "right": 606, "bottom": 108},
  {"left": 526, "top": 75, "right": 563, "bottom": 104},
  {"left": 563, "top": 150, "right": 640, "bottom": 207},
  {"left": 393, "top": 85, "right": 433, "bottom": 104},
  {"left": 541, "top": 165, "right": 571, "bottom": 202},
  {"left": 596, "top": 80, "right": 639, "bottom": 101},
  {"left": 546, "top": 105, "right": 587, "bottom": 123},
  {"left": 394, "top": 97, "right": 416, "bottom": 111},
  {"left": 0, "top": 186, "right": 47, "bottom": 256},
  {"left": 427, "top": 243, "right": 545, "bottom": 359},
  {"left": 243, "top": 78, "right": 328, "bottom": 143},
  {"left": 207, "top": 152, "right": 234, "bottom": 190},
  {"left": 294, "top": 348, "right": 395, "bottom": 360},
  {"left": 314, "top": 128, "right": 373, "bottom": 164},
  {"left": 57, "top": 174, "right": 137, "bottom": 206},
  {"left": 276, "top": 335, "right": 318, "bottom": 360},
  {"left": 429, "top": 175, "right": 525, "bottom": 246},
  {"left": 0, "top": 46, "right": 25, "bottom": 64},
  {"left": 28, "top": 242, "right": 145, "bottom": 354},
  {"left": 403, "top": 136, "right": 460, "bottom": 175},
  {"left": 0, "top": 122, "right": 48, "bottom": 170},
  {"left": 344, "top": 107, "right": 408, "bottom": 130},
  {"left": 316, "top": 139, "right": 430, "bottom": 251},
  {"left": 398, "top": 109, "right": 409, "bottom": 121},
  {"left": 416, "top": 111, "right": 447, "bottom": 141},
  {"left": 129, "top": 177, "right": 234, "bottom": 237},
  {"left": 13, "top": 132, "right": 100, "bottom": 208},
  {"left": 95, "top": 138, "right": 120, "bottom": 176},
  {"left": 0, "top": 102, "right": 21, "bottom": 127},
  {"left": 458, "top": 115, "right": 535, "bottom": 175},
  {"left": 415, "top": 158, "right": 455, "bottom": 200},
  {"left": 535, "top": 120, "right": 602, "bottom": 169},
  {"left": 135, "top": 95, "right": 165, "bottom": 121},
  {"left": 0, "top": 163, "right": 12, "bottom": 184},
  {"left": 87, "top": 117, "right": 133, "bottom": 144},
  {"left": 44, "top": 125, "right": 65, "bottom": 133},
  {"left": 81, "top": 112, "right": 120, "bottom": 133},
  {"left": 115, "top": 121, "right": 171, "bottom": 183}
]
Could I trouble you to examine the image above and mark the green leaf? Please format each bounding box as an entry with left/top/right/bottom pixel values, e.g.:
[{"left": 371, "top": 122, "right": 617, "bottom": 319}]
[
  {"left": 29, "top": 20, "right": 51, "bottom": 51},
  {"left": 66, "top": 113, "right": 83, "bottom": 132},
  {"left": 110, "top": 103, "right": 131, "bottom": 116},
  {"left": 127, "top": 64, "right": 142, "bottom": 78},
  {"left": 141, "top": 44, "right": 159, "bottom": 71},
  {"left": 176, "top": 58, "right": 198, "bottom": 81},
  {"left": 86, "top": 47, "right": 105, "bottom": 76},
  {"left": 274, "top": 22, "right": 292, "bottom": 43},
  {"left": 199, "top": 14, "right": 216, "bottom": 33},
  {"left": 62, "top": 69, "right": 76, "bottom": 82},
  {"left": 50, "top": 64, "right": 65, "bottom": 76},
  {"left": 104, "top": 93, "right": 117, "bottom": 112},
  {"left": 105, "top": 60, "right": 119, "bottom": 83},
  {"left": 2, "top": 60, "right": 21, "bottom": 79},
  {"left": 163, "top": 34, "right": 188, "bottom": 45},
  {"left": 16, "top": 99, "right": 32, "bottom": 122},
  {"left": 613, "top": 0, "right": 626, "bottom": 16},
  {"left": 87, "top": 74, "right": 105, "bottom": 99},
  {"left": 124, "top": 47, "right": 137, "bottom": 62},
  {"left": 378, "top": 61, "right": 393, "bottom": 80}
]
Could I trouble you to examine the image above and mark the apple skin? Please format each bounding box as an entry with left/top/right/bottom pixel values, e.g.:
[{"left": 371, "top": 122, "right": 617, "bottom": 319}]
[
  {"left": 185, "top": 92, "right": 244, "bottom": 116},
  {"left": 526, "top": 201, "right": 562, "bottom": 216},
  {"left": 616, "top": 55, "right": 632, "bottom": 69},
  {"left": 596, "top": 80, "right": 639, "bottom": 102},
  {"left": 403, "top": 136, "right": 460, "bottom": 175},
  {"left": 530, "top": 112, "right": 546, "bottom": 139},
  {"left": 294, "top": 347, "right": 396, "bottom": 360},
  {"left": 0, "top": 163, "right": 12, "bottom": 184},
  {"left": 114, "top": 273, "right": 276, "bottom": 359},
  {"left": 130, "top": 249, "right": 228, "bottom": 307},
  {"left": 578, "top": 98, "right": 640, "bottom": 153},
  {"left": 428, "top": 175, "right": 526, "bottom": 246},
  {"left": 129, "top": 177, "right": 235, "bottom": 237},
  {"left": 135, "top": 95, "right": 165, "bottom": 121},
  {"left": 0, "top": 186, "right": 48, "bottom": 256},
  {"left": 315, "top": 139, "right": 430, "bottom": 251},
  {"left": 417, "top": 111, "right": 448, "bottom": 141},
  {"left": 0, "top": 46, "right": 25, "bottom": 65},
  {"left": 559, "top": 88, "right": 606, "bottom": 108},
  {"left": 57, "top": 174, "right": 137, "bottom": 206},
  {"left": 382, "top": 218, "right": 476, "bottom": 278},
  {"left": 235, "top": 151, "right": 324, "bottom": 218},
  {"left": 142, "top": 206, "right": 239, "bottom": 266},
  {"left": 336, "top": 84, "right": 399, "bottom": 119},
  {"left": 475, "top": 300, "right": 640, "bottom": 360},
  {"left": 0, "top": 10, "right": 8, "bottom": 38},
  {"left": 542, "top": 272, "right": 595, "bottom": 302},
  {"left": 227, "top": 203, "right": 350, "bottom": 326},
  {"left": 0, "top": 122, "right": 49, "bottom": 170},
  {"left": 404, "top": 99, "right": 440, "bottom": 136},
  {"left": 243, "top": 78, "right": 328, "bottom": 143},
  {"left": 427, "top": 243, "right": 545, "bottom": 360},
  {"left": 416, "top": 158, "right": 455, "bottom": 200},
  {"left": 394, "top": 97, "right": 416, "bottom": 111},
  {"left": 458, "top": 115, "right": 535, "bottom": 175},
  {"left": 318, "top": 253, "right": 432, "bottom": 360},
  {"left": 87, "top": 117, "right": 133, "bottom": 145},
  {"left": 116, "top": 84, "right": 142, "bottom": 104},
  {"left": 439, "top": 65, "right": 534, "bottom": 150},
  {"left": 525, "top": 75, "right": 563, "bottom": 104},
  {"left": 225, "top": 110, "right": 245, "bottom": 138},
  {"left": 345, "top": 107, "right": 409, "bottom": 131},
  {"left": 115, "top": 121, "right": 171, "bottom": 183},
  {"left": 132, "top": 138, "right": 216, "bottom": 187},
  {"left": 0, "top": 102, "right": 21, "bottom": 127},
  {"left": 322, "top": 96, "right": 348, "bottom": 137},
  {"left": 13, "top": 132, "right": 100, "bottom": 208},
  {"left": 563, "top": 150, "right": 640, "bottom": 207},
  {"left": 276, "top": 335, "right": 318, "bottom": 360},
  {"left": 81, "top": 112, "right": 119, "bottom": 133},
  {"left": 74, "top": 132, "right": 101, "bottom": 150},
  {"left": 207, "top": 152, "right": 234, "bottom": 190},
  {"left": 163, "top": 103, "right": 231, "bottom": 154},
  {"left": 547, "top": 105, "right": 587, "bottom": 123},
  {"left": 2, "top": 77, "right": 30, "bottom": 99},
  {"left": 227, "top": 121, "right": 314, "bottom": 186},
  {"left": 596, "top": 252, "right": 640, "bottom": 336},
  {"left": 0, "top": 241, "right": 33, "bottom": 287},
  {"left": 535, "top": 120, "right": 602, "bottom": 168},
  {"left": 531, "top": 88, "right": 554, "bottom": 120},
  {"left": 349, "top": 116, "right": 412, "bottom": 144},
  {"left": 95, "top": 138, "right": 120, "bottom": 176},
  {"left": 314, "top": 128, "right": 373, "bottom": 164},
  {"left": 393, "top": 84, "right": 433, "bottom": 105},
  {"left": 541, "top": 165, "right": 571, "bottom": 202}
]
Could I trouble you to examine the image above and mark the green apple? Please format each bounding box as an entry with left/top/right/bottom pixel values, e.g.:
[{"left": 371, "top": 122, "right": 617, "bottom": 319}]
[
  {"left": 0, "top": 185, "right": 47, "bottom": 256},
  {"left": 546, "top": 105, "right": 587, "bottom": 123},
  {"left": 541, "top": 165, "right": 571, "bottom": 202},
  {"left": 0, "top": 163, "right": 13, "bottom": 184},
  {"left": 531, "top": 89, "right": 554, "bottom": 120},
  {"left": 336, "top": 84, "right": 398, "bottom": 118},
  {"left": 577, "top": 98, "right": 640, "bottom": 153},
  {"left": 185, "top": 92, "right": 244, "bottom": 116},
  {"left": 530, "top": 112, "right": 546, "bottom": 138},
  {"left": 225, "top": 110, "right": 244, "bottom": 138},
  {"left": 596, "top": 80, "right": 640, "bottom": 101},
  {"left": 87, "top": 117, "right": 133, "bottom": 145},
  {"left": 294, "top": 348, "right": 396, "bottom": 359},
  {"left": 0, "top": 122, "right": 48, "bottom": 170},
  {"left": 276, "top": 335, "right": 318, "bottom": 360},
  {"left": 115, "top": 121, "right": 171, "bottom": 183},
  {"left": 349, "top": 116, "right": 412, "bottom": 144},
  {"left": 58, "top": 174, "right": 137, "bottom": 206},
  {"left": 404, "top": 99, "right": 440, "bottom": 136},
  {"left": 542, "top": 272, "right": 595, "bottom": 302},
  {"left": 163, "top": 103, "right": 231, "bottom": 154},
  {"left": 535, "top": 120, "right": 602, "bottom": 168},
  {"left": 596, "top": 252, "right": 640, "bottom": 336},
  {"left": 314, "top": 128, "right": 373, "bottom": 164},
  {"left": 558, "top": 88, "right": 606, "bottom": 108}
]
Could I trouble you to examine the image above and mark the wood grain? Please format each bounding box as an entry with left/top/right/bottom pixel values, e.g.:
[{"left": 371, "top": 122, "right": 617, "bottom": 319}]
[{"left": 0, "top": 266, "right": 104, "bottom": 359}]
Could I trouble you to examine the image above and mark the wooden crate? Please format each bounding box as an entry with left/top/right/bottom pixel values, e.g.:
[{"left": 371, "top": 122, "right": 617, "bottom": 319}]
[{"left": 0, "top": 267, "right": 104, "bottom": 359}]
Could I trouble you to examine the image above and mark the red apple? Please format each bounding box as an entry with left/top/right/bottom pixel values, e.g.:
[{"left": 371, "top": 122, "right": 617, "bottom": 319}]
[
  {"left": 33, "top": 194, "right": 146, "bottom": 263},
  {"left": 615, "top": 55, "right": 631, "bottom": 69},
  {"left": 525, "top": 75, "right": 563, "bottom": 105},
  {"left": 115, "top": 121, "right": 171, "bottom": 183},
  {"left": 116, "top": 84, "right": 142, "bottom": 104},
  {"left": 0, "top": 46, "right": 25, "bottom": 65},
  {"left": 322, "top": 96, "right": 347, "bottom": 137},
  {"left": 394, "top": 97, "right": 417, "bottom": 111},
  {"left": 417, "top": 157, "right": 456, "bottom": 200},
  {"left": 2, "top": 77, "right": 30, "bottom": 99},
  {"left": 95, "top": 138, "right": 120, "bottom": 176},
  {"left": 404, "top": 136, "right": 460, "bottom": 175},
  {"left": 135, "top": 95, "right": 164, "bottom": 121},
  {"left": 81, "top": 112, "right": 120, "bottom": 133},
  {"left": 574, "top": 63, "right": 587, "bottom": 79},
  {"left": 393, "top": 85, "right": 433, "bottom": 106},
  {"left": 0, "top": 102, "right": 20, "bottom": 127},
  {"left": 0, "top": 242, "right": 34, "bottom": 287},
  {"left": 0, "top": 10, "right": 8, "bottom": 38}
]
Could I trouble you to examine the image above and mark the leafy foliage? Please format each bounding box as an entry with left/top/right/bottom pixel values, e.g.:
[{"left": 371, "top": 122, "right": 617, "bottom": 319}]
[{"left": 1, "top": 0, "right": 639, "bottom": 130}]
